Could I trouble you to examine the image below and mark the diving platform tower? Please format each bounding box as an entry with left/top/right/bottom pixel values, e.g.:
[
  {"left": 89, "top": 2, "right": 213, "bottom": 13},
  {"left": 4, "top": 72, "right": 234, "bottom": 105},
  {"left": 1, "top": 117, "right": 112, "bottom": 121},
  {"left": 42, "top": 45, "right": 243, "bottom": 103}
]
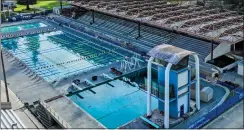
[{"left": 146, "top": 44, "right": 200, "bottom": 128}]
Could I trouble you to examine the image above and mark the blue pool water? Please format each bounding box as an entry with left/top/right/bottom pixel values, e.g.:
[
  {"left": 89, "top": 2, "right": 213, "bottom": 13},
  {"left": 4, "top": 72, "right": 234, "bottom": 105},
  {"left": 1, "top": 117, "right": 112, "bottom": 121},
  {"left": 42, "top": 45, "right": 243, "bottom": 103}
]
[
  {"left": 1, "top": 30, "right": 123, "bottom": 82},
  {"left": 69, "top": 80, "right": 158, "bottom": 128},
  {"left": 1, "top": 22, "right": 48, "bottom": 33}
]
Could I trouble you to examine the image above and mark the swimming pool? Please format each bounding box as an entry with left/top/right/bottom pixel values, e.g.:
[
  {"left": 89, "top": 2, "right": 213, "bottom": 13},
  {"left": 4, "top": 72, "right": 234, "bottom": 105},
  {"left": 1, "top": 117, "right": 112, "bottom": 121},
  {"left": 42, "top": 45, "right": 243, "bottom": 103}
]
[
  {"left": 69, "top": 79, "right": 158, "bottom": 128},
  {"left": 1, "top": 22, "right": 48, "bottom": 33},
  {"left": 1, "top": 30, "right": 124, "bottom": 82}
]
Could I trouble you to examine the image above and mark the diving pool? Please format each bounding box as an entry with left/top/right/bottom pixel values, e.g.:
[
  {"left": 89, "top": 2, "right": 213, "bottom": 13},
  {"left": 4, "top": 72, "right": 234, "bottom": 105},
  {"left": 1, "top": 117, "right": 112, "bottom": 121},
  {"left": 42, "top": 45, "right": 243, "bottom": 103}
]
[
  {"left": 1, "top": 30, "right": 124, "bottom": 82},
  {"left": 1, "top": 22, "right": 48, "bottom": 33},
  {"left": 69, "top": 80, "right": 158, "bottom": 128}
]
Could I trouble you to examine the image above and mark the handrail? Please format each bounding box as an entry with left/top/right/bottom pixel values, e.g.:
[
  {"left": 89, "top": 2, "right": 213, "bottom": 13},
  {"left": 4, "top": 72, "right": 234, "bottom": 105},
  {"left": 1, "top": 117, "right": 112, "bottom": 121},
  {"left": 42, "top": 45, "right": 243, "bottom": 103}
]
[{"left": 39, "top": 101, "right": 72, "bottom": 129}]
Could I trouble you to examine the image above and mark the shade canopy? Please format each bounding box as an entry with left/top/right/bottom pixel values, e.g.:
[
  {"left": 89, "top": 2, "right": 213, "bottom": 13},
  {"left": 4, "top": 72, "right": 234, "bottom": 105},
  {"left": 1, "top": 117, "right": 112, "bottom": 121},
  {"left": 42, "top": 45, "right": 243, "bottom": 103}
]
[{"left": 147, "top": 44, "right": 196, "bottom": 65}]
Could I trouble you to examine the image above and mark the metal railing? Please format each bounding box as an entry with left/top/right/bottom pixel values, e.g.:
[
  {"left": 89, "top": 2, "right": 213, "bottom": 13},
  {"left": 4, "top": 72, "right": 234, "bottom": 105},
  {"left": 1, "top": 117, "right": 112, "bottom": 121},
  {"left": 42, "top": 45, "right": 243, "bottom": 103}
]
[{"left": 40, "top": 101, "right": 72, "bottom": 129}]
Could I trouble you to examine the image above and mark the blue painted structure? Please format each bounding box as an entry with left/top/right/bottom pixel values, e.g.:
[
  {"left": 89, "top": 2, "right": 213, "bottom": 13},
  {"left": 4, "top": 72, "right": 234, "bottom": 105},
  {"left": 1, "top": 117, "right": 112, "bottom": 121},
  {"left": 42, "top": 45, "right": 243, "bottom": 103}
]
[{"left": 157, "top": 64, "right": 191, "bottom": 119}]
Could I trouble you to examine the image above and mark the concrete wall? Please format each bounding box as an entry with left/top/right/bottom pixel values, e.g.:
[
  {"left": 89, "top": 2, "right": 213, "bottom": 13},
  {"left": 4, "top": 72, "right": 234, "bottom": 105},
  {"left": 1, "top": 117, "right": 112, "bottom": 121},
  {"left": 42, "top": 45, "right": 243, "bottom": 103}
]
[
  {"left": 238, "top": 63, "right": 243, "bottom": 76},
  {"left": 205, "top": 43, "right": 231, "bottom": 62}
]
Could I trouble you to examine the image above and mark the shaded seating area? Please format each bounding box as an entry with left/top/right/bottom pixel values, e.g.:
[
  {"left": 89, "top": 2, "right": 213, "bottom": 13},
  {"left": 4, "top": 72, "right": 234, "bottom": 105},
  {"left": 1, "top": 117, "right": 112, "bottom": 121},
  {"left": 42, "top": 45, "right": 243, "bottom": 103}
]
[{"left": 61, "top": 7, "right": 87, "bottom": 19}]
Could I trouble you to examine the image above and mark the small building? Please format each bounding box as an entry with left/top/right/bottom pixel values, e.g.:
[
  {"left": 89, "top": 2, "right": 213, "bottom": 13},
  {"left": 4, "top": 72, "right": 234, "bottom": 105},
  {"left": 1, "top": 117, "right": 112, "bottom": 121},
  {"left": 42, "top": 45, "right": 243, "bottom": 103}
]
[
  {"left": 237, "top": 60, "right": 243, "bottom": 76},
  {"left": 2, "top": 1, "right": 16, "bottom": 8},
  {"left": 147, "top": 44, "right": 200, "bottom": 128}
]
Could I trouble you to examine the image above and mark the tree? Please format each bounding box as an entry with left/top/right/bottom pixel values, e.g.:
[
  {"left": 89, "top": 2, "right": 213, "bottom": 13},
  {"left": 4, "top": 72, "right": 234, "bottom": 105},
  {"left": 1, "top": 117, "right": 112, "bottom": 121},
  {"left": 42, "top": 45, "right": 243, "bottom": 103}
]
[
  {"left": 17, "top": 0, "right": 37, "bottom": 10},
  {"left": 1, "top": 0, "right": 3, "bottom": 11},
  {"left": 60, "top": 0, "right": 63, "bottom": 10},
  {"left": 26, "top": 0, "right": 30, "bottom": 10}
]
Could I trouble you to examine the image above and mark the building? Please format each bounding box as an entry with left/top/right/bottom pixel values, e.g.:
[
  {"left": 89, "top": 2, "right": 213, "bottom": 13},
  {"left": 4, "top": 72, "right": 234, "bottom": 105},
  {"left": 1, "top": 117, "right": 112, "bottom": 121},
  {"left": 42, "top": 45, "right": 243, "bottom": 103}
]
[{"left": 147, "top": 44, "right": 200, "bottom": 128}]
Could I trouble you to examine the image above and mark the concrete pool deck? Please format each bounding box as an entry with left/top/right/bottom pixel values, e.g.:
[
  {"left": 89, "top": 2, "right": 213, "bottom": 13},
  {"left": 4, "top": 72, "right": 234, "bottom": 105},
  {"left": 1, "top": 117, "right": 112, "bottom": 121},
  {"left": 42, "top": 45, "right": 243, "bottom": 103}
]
[
  {"left": 47, "top": 96, "right": 105, "bottom": 128},
  {"left": 1, "top": 81, "right": 45, "bottom": 129},
  {"left": 120, "top": 109, "right": 183, "bottom": 129},
  {"left": 204, "top": 101, "right": 243, "bottom": 128},
  {"left": 2, "top": 53, "right": 61, "bottom": 104}
]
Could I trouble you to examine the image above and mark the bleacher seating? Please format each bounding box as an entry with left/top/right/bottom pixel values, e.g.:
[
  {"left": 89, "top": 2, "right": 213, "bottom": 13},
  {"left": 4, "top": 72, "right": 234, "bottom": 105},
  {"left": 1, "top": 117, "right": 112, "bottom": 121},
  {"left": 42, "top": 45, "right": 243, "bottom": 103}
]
[
  {"left": 61, "top": 7, "right": 87, "bottom": 19},
  {"left": 76, "top": 12, "right": 218, "bottom": 58}
]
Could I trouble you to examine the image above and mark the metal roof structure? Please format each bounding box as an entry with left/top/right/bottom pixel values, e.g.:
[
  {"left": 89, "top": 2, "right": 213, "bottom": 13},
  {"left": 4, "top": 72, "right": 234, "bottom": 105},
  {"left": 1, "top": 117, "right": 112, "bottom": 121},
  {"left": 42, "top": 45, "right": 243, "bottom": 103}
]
[
  {"left": 71, "top": 0, "right": 244, "bottom": 45},
  {"left": 1, "top": 109, "right": 26, "bottom": 129},
  {"left": 148, "top": 44, "right": 195, "bottom": 65}
]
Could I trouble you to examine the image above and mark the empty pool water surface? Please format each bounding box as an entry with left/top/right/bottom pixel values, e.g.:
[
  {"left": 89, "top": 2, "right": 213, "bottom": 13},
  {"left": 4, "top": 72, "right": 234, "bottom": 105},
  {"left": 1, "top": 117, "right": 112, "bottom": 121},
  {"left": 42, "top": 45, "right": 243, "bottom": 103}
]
[
  {"left": 1, "top": 22, "right": 48, "bottom": 33},
  {"left": 69, "top": 80, "right": 158, "bottom": 128}
]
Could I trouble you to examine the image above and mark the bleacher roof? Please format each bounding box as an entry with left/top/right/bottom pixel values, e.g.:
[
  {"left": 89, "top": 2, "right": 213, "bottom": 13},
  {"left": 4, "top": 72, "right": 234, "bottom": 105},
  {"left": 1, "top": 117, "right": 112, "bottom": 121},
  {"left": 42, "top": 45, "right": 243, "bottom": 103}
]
[{"left": 71, "top": 0, "right": 244, "bottom": 45}]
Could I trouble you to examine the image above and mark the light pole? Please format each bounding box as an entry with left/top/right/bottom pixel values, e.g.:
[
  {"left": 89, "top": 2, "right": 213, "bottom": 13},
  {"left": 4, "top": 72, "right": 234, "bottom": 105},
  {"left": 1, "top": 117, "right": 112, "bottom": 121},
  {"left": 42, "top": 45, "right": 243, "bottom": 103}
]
[{"left": 0, "top": 10, "right": 10, "bottom": 103}]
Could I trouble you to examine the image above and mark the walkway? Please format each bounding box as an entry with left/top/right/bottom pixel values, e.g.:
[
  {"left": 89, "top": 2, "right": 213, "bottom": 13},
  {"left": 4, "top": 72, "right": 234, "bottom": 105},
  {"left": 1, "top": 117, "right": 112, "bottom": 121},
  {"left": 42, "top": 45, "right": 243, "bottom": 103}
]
[
  {"left": 47, "top": 96, "right": 105, "bottom": 128},
  {"left": 204, "top": 101, "right": 243, "bottom": 128},
  {"left": 1, "top": 81, "right": 44, "bottom": 129},
  {"left": 2, "top": 50, "right": 61, "bottom": 104}
]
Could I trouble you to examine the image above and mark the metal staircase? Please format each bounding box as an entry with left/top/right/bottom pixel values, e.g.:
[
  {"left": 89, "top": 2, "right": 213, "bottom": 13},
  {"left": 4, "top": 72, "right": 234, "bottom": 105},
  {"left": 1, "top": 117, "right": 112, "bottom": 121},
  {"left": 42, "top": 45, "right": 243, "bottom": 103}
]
[{"left": 35, "top": 104, "right": 54, "bottom": 128}]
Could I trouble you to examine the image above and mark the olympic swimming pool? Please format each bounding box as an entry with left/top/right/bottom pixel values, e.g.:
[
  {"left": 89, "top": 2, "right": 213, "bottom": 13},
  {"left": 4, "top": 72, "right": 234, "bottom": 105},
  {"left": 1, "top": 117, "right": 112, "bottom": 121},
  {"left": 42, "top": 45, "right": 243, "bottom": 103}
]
[{"left": 1, "top": 22, "right": 48, "bottom": 33}]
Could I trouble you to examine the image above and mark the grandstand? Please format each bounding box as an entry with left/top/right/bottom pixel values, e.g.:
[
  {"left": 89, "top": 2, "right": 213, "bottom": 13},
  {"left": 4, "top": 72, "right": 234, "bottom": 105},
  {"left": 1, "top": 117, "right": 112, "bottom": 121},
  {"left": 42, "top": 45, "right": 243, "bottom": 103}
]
[
  {"left": 67, "top": 0, "right": 243, "bottom": 76},
  {"left": 71, "top": 0, "right": 243, "bottom": 45}
]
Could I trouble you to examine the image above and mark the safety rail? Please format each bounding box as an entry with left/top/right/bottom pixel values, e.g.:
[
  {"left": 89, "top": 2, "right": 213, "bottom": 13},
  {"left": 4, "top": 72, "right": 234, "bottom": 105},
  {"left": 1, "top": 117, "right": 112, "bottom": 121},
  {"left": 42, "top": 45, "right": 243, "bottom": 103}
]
[{"left": 40, "top": 101, "right": 72, "bottom": 129}]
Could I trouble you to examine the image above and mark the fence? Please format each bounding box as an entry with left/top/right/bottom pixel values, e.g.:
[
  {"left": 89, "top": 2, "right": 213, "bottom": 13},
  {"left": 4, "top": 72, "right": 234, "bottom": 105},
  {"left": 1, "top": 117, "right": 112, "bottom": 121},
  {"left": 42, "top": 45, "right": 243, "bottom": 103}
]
[
  {"left": 3, "top": 9, "right": 53, "bottom": 22},
  {"left": 40, "top": 101, "right": 72, "bottom": 129},
  {"left": 174, "top": 86, "right": 244, "bottom": 128}
]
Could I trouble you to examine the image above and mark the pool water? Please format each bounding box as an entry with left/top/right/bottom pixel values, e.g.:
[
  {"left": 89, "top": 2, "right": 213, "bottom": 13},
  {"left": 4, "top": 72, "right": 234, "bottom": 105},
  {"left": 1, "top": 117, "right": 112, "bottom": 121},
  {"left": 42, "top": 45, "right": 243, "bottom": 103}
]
[
  {"left": 1, "top": 30, "right": 123, "bottom": 82},
  {"left": 1, "top": 22, "right": 47, "bottom": 33},
  {"left": 69, "top": 80, "right": 158, "bottom": 128}
]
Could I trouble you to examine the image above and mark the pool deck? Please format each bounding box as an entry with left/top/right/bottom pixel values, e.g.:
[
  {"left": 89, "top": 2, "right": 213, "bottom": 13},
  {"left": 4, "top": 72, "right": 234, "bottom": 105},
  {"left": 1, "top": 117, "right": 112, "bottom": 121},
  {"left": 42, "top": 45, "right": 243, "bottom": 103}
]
[
  {"left": 3, "top": 52, "right": 62, "bottom": 104},
  {"left": 47, "top": 96, "right": 105, "bottom": 128},
  {"left": 1, "top": 19, "right": 42, "bottom": 27},
  {"left": 120, "top": 109, "right": 183, "bottom": 129},
  {"left": 204, "top": 101, "right": 243, "bottom": 128}
]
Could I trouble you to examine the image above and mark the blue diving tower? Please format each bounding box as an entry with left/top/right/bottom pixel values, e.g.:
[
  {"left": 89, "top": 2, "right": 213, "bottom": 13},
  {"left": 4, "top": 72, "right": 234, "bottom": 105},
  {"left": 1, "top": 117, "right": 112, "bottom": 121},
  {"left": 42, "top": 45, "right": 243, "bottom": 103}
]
[{"left": 146, "top": 44, "right": 200, "bottom": 128}]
